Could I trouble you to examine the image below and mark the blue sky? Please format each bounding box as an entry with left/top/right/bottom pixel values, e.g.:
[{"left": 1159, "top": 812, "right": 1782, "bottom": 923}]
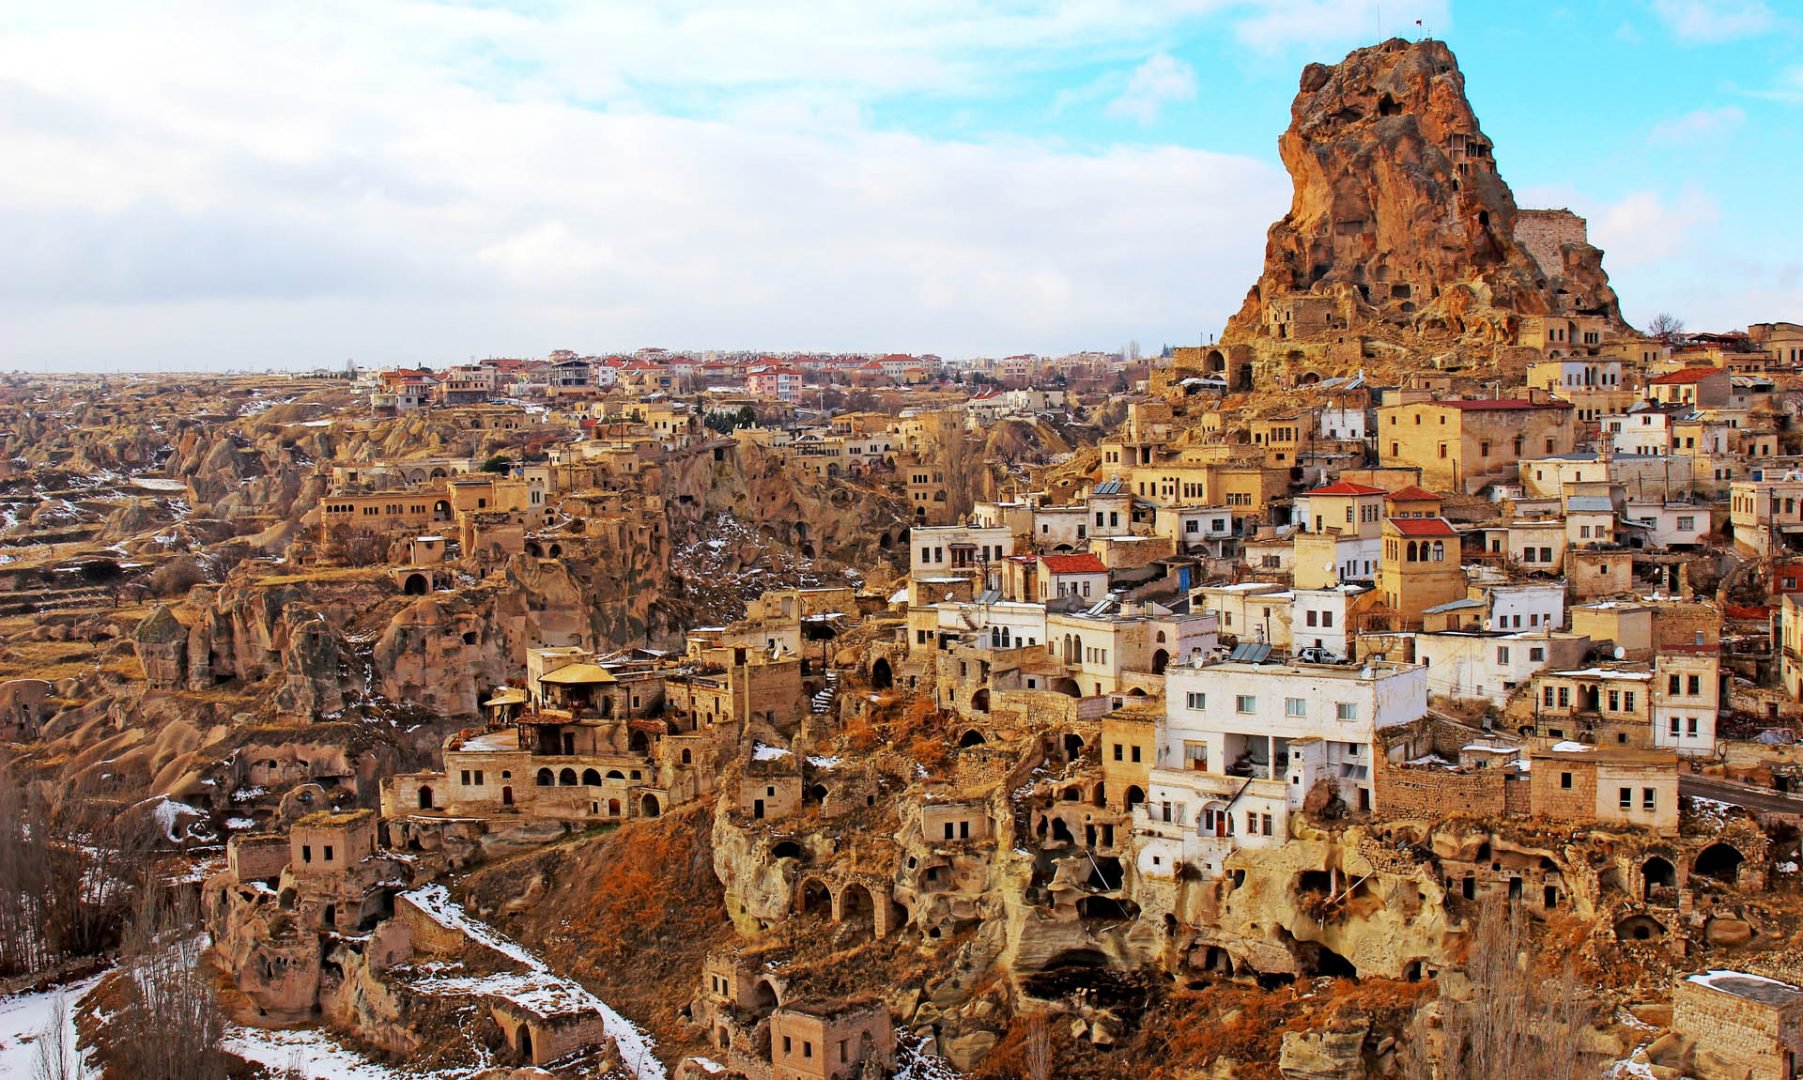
[{"left": 1, "top": 1, "right": 1798, "bottom": 370}]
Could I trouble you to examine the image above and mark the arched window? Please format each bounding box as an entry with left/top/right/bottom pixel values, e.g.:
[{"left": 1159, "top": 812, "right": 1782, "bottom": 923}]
[
  {"left": 1432, "top": 540, "right": 1444, "bottom": 562},
  {"left": 1406, "top": 541, "right": 1418, "bottom": 561},
  {"left": 558, "top": 767, "right": 578, "bottom": 786},
  {"left": 536, "top": 768, "right": 553, "bottom": 787}
]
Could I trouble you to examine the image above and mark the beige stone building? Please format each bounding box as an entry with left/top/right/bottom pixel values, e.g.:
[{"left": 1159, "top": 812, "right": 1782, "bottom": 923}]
[
  {"left": 1378, "top": 398, "right": 1576, "bottom": 493},
  {"left": 1672, "top": 969, "right": 1802, "bottom": 1080}
]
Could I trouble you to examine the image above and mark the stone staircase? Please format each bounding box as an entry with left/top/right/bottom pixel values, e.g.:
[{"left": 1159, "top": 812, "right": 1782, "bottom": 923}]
[{"left": 810, "top": 671, "right": 839, "bottom": 715}]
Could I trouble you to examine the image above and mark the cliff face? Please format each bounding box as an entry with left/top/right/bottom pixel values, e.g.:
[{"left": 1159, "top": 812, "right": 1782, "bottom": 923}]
[{"left": 1222, "top": 37, "right": 1623, "bottom": 346}]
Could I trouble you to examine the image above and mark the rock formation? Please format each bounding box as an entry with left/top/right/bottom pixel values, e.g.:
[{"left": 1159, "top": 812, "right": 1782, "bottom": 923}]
[{"left": 1222, "top": 37, "right": 1625, "bottom": 354}]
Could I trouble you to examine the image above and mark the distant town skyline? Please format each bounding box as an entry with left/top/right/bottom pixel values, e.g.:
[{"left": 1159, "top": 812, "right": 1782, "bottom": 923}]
[{"left": 3, "top": 1, "right": 1799, "bottom": 370}]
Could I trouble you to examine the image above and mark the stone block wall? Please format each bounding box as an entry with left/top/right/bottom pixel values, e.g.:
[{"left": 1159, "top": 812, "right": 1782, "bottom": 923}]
[{"left": 1673, "top": 977, "right": 1803, "bottom": 1080}]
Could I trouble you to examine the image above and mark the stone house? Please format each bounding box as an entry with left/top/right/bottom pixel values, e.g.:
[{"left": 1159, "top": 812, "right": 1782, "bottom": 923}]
[
  {"left": 1528, "top": 746, "right": 1679, "bottom": 835},
  {"left": 1377, "top": 517, "right": 1465, "bottom": 631},
  {"left": 769, "top": 999, "right": 894, "bottom": 1080},
  {"left": 1672, "top": 969, "right": 1802, "bottom": 1080},
  {"left": 1378, "top": 398, "right": 1576, "bottom": 493}
]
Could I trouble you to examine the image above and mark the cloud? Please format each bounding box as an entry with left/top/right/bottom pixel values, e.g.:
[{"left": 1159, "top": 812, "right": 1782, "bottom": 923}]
[
  {"left": 1648, "top": 105, "right": 1745, "bottom": 142},
  {"left": 1234, "top": 0, "right": 1450, "bottom": 51},
  {"left": 1105, "top": 53, "right": 1198, "bottom": 125},
  {"left": 1748, "top": 65, "right": 1803, "bottom": 104},
  {"left": 1650, "top": 0, "right": 1780, "bottom": 43},
  {"left": 1589, "top": 189, "right": 1719, "bottom": 271},
  {"left": 0, "top": 4, "right": 1291, "bottom": 369}
]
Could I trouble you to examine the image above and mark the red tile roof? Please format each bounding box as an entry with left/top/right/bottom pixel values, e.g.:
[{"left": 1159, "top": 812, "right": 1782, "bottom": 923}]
[
  {"left": 1649, "top": 366, "right": 1723, "bottom": 384},
  {"left": 1309, "top": 481, "right": 1387, "bottom": 496},
  {"left": 1385, "top": 485, "right": 1441, "bottom": 502},
  {"left": 1040, "top": 553, "right": 1106, "bottom": 575},
  {"left": 1437, "top": 398, "right": 1571, "bottom": 411},
  {"left": 1388, "top": 517, "right": 1458, "bottom": 537}
]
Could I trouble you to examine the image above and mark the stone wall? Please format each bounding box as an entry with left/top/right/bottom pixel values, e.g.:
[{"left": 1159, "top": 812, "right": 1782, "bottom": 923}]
[
  {"left": 1673, "top": 975, "right": 1803, "bottom": 1080},
  {"left": 1515, "top": 209, "right": 1588, "bottom": 281}
]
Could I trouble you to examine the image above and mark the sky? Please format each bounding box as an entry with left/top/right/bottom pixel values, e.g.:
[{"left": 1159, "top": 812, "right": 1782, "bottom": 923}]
[{"left": 2, "top": 0, "right": 1799, "bottom": 371}]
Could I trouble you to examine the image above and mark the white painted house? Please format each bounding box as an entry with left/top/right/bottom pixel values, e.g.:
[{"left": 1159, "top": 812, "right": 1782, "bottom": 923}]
[{"left": 1136, "top": 660, "right": 1426, "bottom": 881}]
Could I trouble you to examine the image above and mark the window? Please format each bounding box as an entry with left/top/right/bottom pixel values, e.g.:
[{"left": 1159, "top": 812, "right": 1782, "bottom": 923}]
[
  {"left": 1186, "top": 692, "right": 1206, "bottom": 710},
  {"left": 1307, "top": 610, "right": 1318, "bottom": 627},
  {"left": 1529, "top": 647, "right": 1545, "bottom": 662},
  {"left": 323, "top": 845, "right": 334, "bottom": 862},
  {"left": 1236, "top": 695, "right": 1256, "bottom": 713},
  {"left": 1687, "top": 717, "right": 1699, "bottom": 737},
  {"left": 302, "top": 844, "right": 312, "bottom": 863},
  {"left": 1322, "top": 611, "right": 1334, "bottom": 627},
  {"left": 1670, "top": 716, "right": 1681, "bottom": 735},
  {"left": 1557, "top": 687, "right": 1569, "bottom": 707},
  {"left": 1668, "top": 674, "right": 1681, "bottom": 695},
  {"left": 1623, "top": 691, "right": 1635, "bottom": 711},
  {"left": 1131, "top": 745, "right": 1141, "bottom": 763},
  {"left": 1618, "top": 787, "right": 1632, "bottom": 810},
  {"left": 1497, "top": 647, "right": 1510, "bottom": 664},
  {"left": 1560, "top": 772, "right": 1572, "bottom": 790},
  {"left": 1687, "top": 675, "right": 1700, "bottom": 695},
  {"left": 1336, "top": 702, "right": 1357, "bottom": 721},
  {"left": 1642, "top": 787, "right": 1656, "bottom": 810},
  {"left": 1543, "top": 687, "right": 1555, "bottom": 706},
  {"left": 1113, "top": 744, "right": 1123, "bottom": 761},
  {"left": 783, "top": 1036, "right": 792, "bottom": 1054},
  {"left": 1285, "top": 698, "right": 1306, "bottom": 718}
]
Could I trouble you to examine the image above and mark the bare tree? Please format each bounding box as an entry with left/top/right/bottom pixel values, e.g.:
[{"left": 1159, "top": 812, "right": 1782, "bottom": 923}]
[
  {"left": 1416, "top": 898, "right": 1594, "bottom": 1078},
  {"left": 932, "top": 421, "right": 987, "bottom": 522},
  {"left": 324, "top": 524, "right": 389, "bottom": 567},
  {"left": 107, "top": 883, "right": 230, "bottom": 1080},
  {"left": 30, "top": 993, "right": 74, "bottom": 1080},
  {"left": 1646, "top": 312, "right": 1686, "bottom": 344},
  {"left": 1023, "top": 1010, "right": 1053, "bottom": 1080}
]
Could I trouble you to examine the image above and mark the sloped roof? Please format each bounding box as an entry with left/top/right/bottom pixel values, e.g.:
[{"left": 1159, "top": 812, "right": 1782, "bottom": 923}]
[
  {"left": 1040, "top": 553, "right": 1107, "bottom": 575},
  {"left": 1385, "top": 485, "right": 1441, "bottom": 502},
  {"left": 1649, "top": 367, "right": 1723, "bottom": 384},
  {"left": 1388, "top": 517, "right": 1458, "bottom": 537},
  {"left": 539, "top": 662, "right": 617, "bottom": 685},
  {"left": 1309, "top": 481, "right": 1387, "bottom": 496},
  {"left": 1437, "top": 399, "right": 1571, "bottom": 411}
]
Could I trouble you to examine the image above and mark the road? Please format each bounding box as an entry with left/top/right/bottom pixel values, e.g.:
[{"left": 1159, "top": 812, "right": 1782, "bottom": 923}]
[{"left": 1680, "top": 774, "right": 1803, "bottom": 815}]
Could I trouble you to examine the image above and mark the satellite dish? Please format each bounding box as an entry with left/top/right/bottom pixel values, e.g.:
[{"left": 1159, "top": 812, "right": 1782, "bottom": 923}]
[{"left": 1612, "top": 646, "right": 1626, "bottom": 660}]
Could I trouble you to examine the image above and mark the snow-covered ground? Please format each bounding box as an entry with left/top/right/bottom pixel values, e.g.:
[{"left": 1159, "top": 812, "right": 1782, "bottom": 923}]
[
  {"left": 0, "top": 972, "right": 105, "bottom": 1079},
  {"left": 223, "top": 1023, "right": 438, "bottom": 1079},
  {"left": 399, "top": 884, "right": 666, "bottom": 1079}
]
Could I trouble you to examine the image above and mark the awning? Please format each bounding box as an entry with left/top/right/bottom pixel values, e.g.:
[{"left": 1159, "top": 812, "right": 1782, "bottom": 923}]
[
  {"left": 482, "top": 687, "right": 529, "bottom": 707},
  {"left": 539, "top": 663, "right": 617, "bottom": 685}
]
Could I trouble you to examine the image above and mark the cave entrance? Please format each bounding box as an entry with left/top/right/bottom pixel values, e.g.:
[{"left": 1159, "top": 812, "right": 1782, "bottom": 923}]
[
  {"left": 640, "top": 793, "right": 661, "bottom": 818},
  {"left": 402, "top": 573, "right": 427, "bottom": 596},
  {"left": 840, "top": 883, "right": 875, "bottom": 932},
  {"left": 1298, "top": 941, "right": 1357, "bottom": 979},
  {"left": 1077, "top": 896, "right": 1138, "bottom": 922},
  {"left": 959, "top": 729, "right": 987, "bottom": 748},
  {"left": 1615, "top": 915, "right": 1665, "bottom": 942},
  {"left": 1694, "top": 843, "right": 1744, "bottom": 883},
  {"left": 517, "top": 1025, "right": 533, "bottom": 1063},
  {"left": 870, "top": 658, "right": 893, "bottom": 690}
]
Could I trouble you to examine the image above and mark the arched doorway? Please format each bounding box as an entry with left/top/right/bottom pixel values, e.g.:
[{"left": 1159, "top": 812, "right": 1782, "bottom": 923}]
[
  {"left": 871, "top": 658, "right": 893, "bottom": 690},
  {"left": 517, "top": 1025, "right": 533, "bottom": 1063},
  {"left": 970, "top": 688, "right": 989, "bottom": 713},
  {"left": 607, "top": 798, "right": 621, "bottom": 816},
  {"left": 1642, "top": 856, "right": 1676, "bottom": 900},
  {"left": 582, "top": 769, "right": 602, "bottom": 786},
  {"left": 403, "top": 574, "right": 427, "bottom": 596},
  {"left": 1125, "top": 785, "right": 1146, "bottom": 810},
  {"left": 536, "top": 768, "right": 553, "bottom": 786},
  {"left": 629, "top": 730, "right": 649, "bottom": 754},
  {"left": 1050, "top": 677, "right": 1081, "bottom": 698},
  {"left": 640, "top": 793, "right": 660, "bottom": 817},
  {"left": 959, "top": 729, "right": 987, "bottom": 748},
  {"left": 417, "top": 786, "right": 433, "bottom": 809},
  {"left": 1694, "top": 843, "right": 1744, "bottom": 883},
  {"left": 840, "top": 882, "right": 875, "bottom": 930},
  {"left": 799, "top": 879, "right": 831, "bottom": 917}
]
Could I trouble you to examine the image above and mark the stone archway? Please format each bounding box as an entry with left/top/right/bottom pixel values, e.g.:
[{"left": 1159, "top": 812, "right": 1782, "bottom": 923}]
[
  {"left": 798, "top": 878, "right": 832, "bottom": 917},
  {"left": 1642, "top": 856, "right": 1677, "bottom": 900},
  {"left": 403, "top": 573, "right": 428, "bottom": 596},
  {"left": 871, "top": 658, "right": 893, "bottom": 690},
  {"left": 1694, "top": 843, "right": 1744, "bottom": 883},
  {"left": 640, "top": 793, "right": 661, "bottom": 818}
]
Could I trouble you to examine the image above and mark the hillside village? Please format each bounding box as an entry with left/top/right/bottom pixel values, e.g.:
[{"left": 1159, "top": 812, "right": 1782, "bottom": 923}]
[{"left": 3, "top": 35, "right": 1803, "bottom": 1080}]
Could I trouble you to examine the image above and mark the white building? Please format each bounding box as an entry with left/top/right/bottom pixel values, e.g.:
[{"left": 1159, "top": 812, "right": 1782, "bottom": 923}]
[
  {"left": 1136, "top": 660, "right": 1426, "bottom": 880},
  {"left": 909, "top": 525, "right": 1013, "bottom": 582},
  {"left": 1318, "top": 406, "right": 1369, "bottom": 441},
  {"left": 1413, "top": 630, "right": 1590, "bottom": 705},
  {"left": 1291, "top": 584, "right": 1368, "bottom": 659},
  {"left": 1625, "top": 501, "right": 1710, "bottom": 548}
]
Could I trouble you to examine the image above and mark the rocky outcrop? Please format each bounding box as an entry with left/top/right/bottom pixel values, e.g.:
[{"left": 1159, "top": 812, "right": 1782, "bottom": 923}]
[{"left": 1223, "top": 37, "right": 1624, "bottom": 350}]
